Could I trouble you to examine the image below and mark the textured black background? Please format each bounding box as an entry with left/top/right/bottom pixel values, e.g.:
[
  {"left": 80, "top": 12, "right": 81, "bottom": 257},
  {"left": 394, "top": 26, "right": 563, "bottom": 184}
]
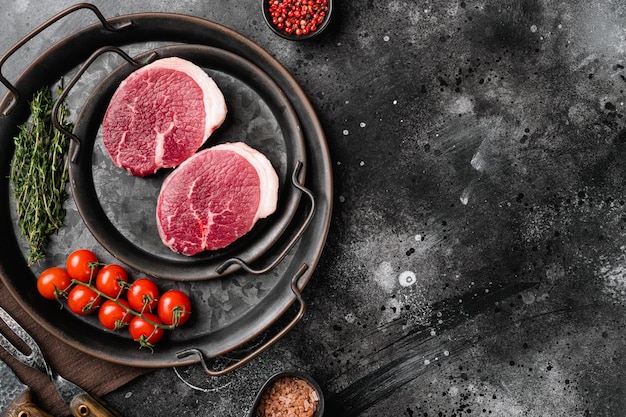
[{"left": 4, "top": 1, "right": 626, "bottom": 416}]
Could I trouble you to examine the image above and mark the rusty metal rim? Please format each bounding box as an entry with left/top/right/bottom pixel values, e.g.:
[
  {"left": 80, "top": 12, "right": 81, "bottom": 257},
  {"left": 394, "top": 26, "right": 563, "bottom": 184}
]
[{"left": 0, "top": 5, "right": 332, "bottom": 369}]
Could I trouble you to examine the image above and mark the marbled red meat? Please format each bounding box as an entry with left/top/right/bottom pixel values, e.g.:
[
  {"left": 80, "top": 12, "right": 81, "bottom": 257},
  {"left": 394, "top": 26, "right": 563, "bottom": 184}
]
[
  {"left": 102, "top": 57, "right": 227, "bottom": 176},
  {"left": 156, "top": 142, "right": 279, "bottom": 255}
]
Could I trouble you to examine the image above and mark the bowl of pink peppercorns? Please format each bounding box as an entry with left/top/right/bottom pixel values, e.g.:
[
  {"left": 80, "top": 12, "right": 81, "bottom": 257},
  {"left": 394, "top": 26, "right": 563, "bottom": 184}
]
[{"left": 263, "top": 0, "right": 333, "bottom": 40}]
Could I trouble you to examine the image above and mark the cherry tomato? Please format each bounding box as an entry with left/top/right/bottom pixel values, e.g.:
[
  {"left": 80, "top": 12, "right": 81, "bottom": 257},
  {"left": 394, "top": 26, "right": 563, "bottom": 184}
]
[
  {"left": 98, "top": 299, "right": 132, "bottom": 330},
  {"left": 95, "top": 264, "right": 128, "bottom": 298},
  {"left": 37, "top": 267, "right": 72, "bottom": 300},
  {"left": 158, "top": 290, "right": 192, "bottom": 326},
  {"left": 129, "top": 313, "right": 164, "bottom": 347},
  {"left": 66, "top": 249, "right": 99, "bottom": 283},
  {"left": 67, "top": 285, "right": 101, "bottom": 315},
  {"left": 127, "top": 278, "right": 160, "bottom": 313}
]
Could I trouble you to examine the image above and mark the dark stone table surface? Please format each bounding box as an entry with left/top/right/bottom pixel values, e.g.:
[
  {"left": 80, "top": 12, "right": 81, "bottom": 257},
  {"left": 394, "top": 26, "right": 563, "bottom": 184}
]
[{"left": 3, "top": 0, "right": 626, "bottom": 416}]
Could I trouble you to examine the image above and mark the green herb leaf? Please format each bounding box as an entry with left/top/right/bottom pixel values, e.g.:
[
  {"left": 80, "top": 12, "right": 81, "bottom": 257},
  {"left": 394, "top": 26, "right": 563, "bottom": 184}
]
[{"left": 9, "top": 85, "right": 73, "bottom": 265}]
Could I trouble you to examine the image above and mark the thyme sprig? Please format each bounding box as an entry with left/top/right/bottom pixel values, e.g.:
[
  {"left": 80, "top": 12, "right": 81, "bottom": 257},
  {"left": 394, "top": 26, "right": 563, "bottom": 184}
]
[{"left": 10, "top": 85, "right": 73, "bottom": 265}]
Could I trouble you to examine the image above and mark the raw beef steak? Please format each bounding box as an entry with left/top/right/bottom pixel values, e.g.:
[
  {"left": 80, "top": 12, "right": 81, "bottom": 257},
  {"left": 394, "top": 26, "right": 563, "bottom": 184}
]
[
  {"left": 102, "top": 57, "right": 227, "bottom": 176},
  {"left": 156, "top": 142, "right": 279, "bottom": 255}
]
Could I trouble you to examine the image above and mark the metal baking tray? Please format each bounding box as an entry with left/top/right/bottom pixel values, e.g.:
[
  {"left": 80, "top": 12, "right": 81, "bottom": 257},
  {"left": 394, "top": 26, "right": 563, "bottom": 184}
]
[{"left": 0, "top": 3, "right": 332, "bottom": 372}]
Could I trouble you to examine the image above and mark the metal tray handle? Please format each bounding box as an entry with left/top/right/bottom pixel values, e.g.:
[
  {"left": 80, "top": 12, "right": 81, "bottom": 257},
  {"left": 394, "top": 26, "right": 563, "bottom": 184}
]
[
  {"left": 176, "top": 263, "right": 309, "bottom": 376},
  {"left": 0, "top": 2, "right": 132, "bottom": 116}
]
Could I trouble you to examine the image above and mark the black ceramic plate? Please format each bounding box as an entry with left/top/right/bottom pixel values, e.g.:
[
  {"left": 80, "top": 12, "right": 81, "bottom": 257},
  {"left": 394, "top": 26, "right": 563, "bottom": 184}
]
[
  {"left": 68, "top": 44, "right": 306, "bottom": 281},
  {"left": 0, "top": 9, "right": 332, "bottom": 368}
]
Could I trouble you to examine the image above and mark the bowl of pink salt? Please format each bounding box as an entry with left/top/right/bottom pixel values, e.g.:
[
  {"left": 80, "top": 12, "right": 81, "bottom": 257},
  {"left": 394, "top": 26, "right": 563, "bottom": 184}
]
[{"left": 249, "top": 370, "right": 324, "bottom": 417}]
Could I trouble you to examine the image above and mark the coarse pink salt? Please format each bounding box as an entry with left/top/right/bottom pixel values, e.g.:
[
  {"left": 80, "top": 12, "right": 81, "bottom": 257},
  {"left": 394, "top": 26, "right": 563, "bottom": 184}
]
[{"left": 256, "top": 376, "right": 319, "bottom": 417}]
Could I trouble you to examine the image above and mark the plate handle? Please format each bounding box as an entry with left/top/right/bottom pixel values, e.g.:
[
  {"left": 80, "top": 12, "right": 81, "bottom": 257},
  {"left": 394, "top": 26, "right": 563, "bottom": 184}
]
[
  {"left": 215, "top": 161, "right": 315, "bottom": 275},
  {"left": 52, "top": 45, "right": 158, "bottom": 163},
  {"left": 0, "top": 3, "right": 133, "bottom": 116},
  {"left": 176, "top": 263, "right": 309, "bottom": 376}
]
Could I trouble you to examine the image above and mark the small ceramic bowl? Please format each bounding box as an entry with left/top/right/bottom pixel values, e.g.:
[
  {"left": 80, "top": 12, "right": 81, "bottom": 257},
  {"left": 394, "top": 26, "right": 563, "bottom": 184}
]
[
  {"left": 248, "top": 370, "right": 325, "bottom": 417},
  {"left": 262, "top": 0, "right": 334, "bottom": 41}
]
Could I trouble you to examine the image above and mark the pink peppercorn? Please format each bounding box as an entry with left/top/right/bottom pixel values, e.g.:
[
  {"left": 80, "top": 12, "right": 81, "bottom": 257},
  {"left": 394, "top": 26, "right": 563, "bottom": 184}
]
[{"left": 267, "top": 0, "right": 329, "bottom": 37}]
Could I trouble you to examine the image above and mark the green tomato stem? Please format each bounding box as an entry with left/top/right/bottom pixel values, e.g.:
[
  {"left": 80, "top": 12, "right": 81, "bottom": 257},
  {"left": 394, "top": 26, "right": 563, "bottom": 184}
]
[{"left": 70, "top": 279, "right": 177, "bottom": 331}]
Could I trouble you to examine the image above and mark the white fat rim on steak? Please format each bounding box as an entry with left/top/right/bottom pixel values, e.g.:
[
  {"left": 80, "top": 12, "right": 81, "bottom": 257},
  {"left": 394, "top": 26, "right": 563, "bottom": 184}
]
[
  {"left": 134, "top": 57, "right": 227, "bottom": 139},
  {"left": 210, "top": 142, "right": 279, "bottom": 221}
]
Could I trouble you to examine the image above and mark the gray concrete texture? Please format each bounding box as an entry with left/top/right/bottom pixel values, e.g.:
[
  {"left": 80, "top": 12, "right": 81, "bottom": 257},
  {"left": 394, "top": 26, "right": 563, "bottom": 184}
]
[{"left": 3, "top": 0, "right": 626, "bottom": 416}]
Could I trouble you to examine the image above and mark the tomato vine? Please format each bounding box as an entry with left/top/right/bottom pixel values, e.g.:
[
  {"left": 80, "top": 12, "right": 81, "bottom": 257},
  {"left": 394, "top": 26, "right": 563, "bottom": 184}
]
[{"left": 37, "top": 248, "right": 192, "bottom": 350}]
